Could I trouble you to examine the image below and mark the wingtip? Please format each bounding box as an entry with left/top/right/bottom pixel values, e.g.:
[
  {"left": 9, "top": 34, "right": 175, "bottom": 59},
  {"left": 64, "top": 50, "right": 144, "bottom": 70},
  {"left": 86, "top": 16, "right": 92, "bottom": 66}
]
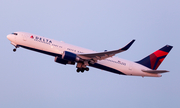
[{"left": 121, "top": 39, "right": 135, "bottom": 50}]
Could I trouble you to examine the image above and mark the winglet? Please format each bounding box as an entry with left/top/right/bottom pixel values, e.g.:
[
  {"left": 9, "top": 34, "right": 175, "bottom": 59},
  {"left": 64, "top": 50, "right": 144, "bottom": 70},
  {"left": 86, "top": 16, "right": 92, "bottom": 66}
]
[{"left": 121, "top": 39, "right": 135, "bottom": 51}]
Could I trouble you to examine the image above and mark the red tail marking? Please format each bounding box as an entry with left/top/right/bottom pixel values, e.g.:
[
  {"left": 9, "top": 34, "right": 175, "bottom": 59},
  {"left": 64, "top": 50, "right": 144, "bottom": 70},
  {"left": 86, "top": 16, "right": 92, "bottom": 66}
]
[
  {"left": 150, "top": 51, "right": 167, "bottom": 70},
  {"left": 150, "top": 54, "right": 157, "bottom": 69},
  {"left": 154, "top": 58, "right": 164, "bottom": 70},
  {"left": 154, "top": 50, "right": 168, "bottom": 57},
  {"left": 159, "top": 58, "right": 165, "bottom": 62}
]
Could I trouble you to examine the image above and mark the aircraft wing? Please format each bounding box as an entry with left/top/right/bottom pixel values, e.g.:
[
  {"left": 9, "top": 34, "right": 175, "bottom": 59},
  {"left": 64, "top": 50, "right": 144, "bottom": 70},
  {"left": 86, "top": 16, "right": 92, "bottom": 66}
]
[{"left": 77, "top": 40, "right": 135, "bottom": 61}]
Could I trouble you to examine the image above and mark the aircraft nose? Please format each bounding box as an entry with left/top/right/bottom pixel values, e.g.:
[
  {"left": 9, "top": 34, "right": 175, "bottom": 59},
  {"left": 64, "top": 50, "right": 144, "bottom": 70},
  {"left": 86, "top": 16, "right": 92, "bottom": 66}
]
[
  {"left": 7, "top": 35, "right": 11, "bottom": 40},
  {"left": 7, "top": 34, "right": 14, "bottom": 41}
]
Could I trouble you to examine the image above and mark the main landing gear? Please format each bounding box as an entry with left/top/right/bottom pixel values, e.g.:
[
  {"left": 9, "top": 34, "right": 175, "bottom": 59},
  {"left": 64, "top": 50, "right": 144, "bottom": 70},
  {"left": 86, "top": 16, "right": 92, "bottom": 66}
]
[
  {"left": 76, "top": 67, "right": 89, "bottom": 73},
  {"left": 76, "top": 62, "right": 90, "bottom": 73}
]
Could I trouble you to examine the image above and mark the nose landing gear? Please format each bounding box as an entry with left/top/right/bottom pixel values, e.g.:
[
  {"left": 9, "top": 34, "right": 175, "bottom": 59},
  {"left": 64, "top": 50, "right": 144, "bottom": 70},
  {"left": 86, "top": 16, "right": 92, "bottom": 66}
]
[
  {"left": 13, "top": 48, "right": 16, "bottom": 52},
  {"left": 13, "top": 45, "right": 19, "bottom": 52}
]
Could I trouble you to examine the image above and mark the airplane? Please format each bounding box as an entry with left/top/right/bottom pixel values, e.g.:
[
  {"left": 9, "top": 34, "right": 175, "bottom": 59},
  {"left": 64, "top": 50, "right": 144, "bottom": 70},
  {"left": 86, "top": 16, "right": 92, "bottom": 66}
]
[{"left": 7, "top": 32, "right": 173, "bottom": 77}]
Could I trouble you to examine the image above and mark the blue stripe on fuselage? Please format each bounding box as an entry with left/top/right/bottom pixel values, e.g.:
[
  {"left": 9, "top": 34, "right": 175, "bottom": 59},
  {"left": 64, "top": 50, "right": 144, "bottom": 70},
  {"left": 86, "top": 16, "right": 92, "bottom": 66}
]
[{"left": 89, "top": 63, "right": 126, "bottom": 75}]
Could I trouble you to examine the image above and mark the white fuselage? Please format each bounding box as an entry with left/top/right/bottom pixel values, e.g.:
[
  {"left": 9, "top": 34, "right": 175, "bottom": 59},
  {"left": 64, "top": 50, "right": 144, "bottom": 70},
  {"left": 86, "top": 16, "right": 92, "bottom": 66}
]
[{"left": 7, "top": 32, "right": 161, "bottom": 77}]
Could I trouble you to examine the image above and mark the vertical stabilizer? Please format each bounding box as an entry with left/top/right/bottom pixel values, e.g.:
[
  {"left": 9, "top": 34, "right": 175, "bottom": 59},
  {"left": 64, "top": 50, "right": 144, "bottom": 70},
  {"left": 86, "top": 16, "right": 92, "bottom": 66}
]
[{"left": 136, "top": 45, "right": 173, "bottom": 70}]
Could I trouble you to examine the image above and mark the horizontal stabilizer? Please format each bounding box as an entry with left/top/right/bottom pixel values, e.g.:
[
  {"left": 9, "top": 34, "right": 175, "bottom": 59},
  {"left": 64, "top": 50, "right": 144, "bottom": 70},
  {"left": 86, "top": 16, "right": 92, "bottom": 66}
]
[{"left": 142, "top": 70, "right": 169, "bottom": 73}]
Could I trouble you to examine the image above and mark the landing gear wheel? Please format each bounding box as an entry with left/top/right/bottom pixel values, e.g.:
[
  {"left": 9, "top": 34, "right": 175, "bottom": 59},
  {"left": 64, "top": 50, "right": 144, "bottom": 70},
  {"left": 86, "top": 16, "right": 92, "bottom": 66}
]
[
  {"left": 85, "top": 67, "right": 89, "bottom": 71},
  {"left": 76, "top": 67, "right": 89, "bottom": 73},
  {"left": 76, "top": 68, "right": 80, "bottom": 73},
  {"left": 81, "top": 69, "right": 84, "bottom": 73},
  {"left": 13, "top": 48, "right": 16, "bottom": 52}
]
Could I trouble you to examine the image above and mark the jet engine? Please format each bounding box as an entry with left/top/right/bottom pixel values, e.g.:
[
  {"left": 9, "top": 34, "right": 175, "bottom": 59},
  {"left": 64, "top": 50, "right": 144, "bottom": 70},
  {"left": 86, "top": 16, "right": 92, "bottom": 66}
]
[
  {"left": 54, "top": 56, "right": 75, "bottom": 65},
  {"left": 62, "top": 51, "right": 80, "bottom": 62}
]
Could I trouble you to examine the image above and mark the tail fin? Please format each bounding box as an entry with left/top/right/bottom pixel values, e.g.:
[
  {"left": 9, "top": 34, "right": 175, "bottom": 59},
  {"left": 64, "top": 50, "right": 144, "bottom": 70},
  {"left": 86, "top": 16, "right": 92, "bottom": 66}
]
[{"left": 136, "top": 45, "right": 173, "bottom": 70}]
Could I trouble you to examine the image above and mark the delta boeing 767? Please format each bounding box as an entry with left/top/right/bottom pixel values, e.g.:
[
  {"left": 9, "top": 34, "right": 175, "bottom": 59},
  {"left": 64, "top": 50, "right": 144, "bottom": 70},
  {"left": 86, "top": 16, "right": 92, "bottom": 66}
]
[{"left": 7, "top": 32, "right": 173, "bottom": 77}]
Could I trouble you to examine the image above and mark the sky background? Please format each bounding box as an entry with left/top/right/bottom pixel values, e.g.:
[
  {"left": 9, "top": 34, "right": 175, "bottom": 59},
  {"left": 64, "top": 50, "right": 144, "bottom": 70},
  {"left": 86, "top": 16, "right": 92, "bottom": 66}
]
[{"left": 1, "top": 0, "right": 180, "bottom": 108}]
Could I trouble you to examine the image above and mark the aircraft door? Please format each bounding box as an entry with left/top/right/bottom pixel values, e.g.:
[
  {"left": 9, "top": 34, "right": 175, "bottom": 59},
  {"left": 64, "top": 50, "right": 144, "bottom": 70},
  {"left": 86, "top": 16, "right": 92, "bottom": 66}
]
[
  {"left": 129, "top": 63, "right": 133, "bottom": 70},
  {"left": 23, "top": 34, "right": 28, "bottom": 41}
]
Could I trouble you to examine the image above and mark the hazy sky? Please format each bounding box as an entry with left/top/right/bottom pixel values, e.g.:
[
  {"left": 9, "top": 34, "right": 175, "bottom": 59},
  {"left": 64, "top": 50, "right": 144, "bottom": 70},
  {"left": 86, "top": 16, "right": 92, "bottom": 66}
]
[{"left": 1, "top": 0, "right": 180, "bottom": 108}]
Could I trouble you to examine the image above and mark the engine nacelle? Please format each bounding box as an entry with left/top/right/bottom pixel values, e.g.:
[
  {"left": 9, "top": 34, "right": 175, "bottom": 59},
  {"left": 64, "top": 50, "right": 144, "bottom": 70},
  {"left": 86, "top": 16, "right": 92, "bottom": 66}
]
[
  {"left": 62, "top": 51, "right": 80, "bottom": 62},
  {"left": 54, "top": 56, "right": 75, "bottom": 65}
]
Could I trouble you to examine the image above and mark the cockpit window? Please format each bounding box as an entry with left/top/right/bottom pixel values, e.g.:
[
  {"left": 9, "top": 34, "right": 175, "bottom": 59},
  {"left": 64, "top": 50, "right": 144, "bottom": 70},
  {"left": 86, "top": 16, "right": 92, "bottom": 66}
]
[{"left": 11, "top": 33, "right": 18, "bottom": 35}]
